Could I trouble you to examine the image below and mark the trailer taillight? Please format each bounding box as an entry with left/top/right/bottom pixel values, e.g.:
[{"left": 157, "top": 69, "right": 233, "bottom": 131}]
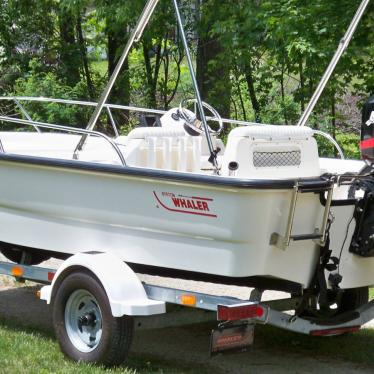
[
  {"left": 310, "top": 326, "right": 361, "bottom": 336},
  {"left": 217, "top": 303, "right": 265, "bottom": 321}
]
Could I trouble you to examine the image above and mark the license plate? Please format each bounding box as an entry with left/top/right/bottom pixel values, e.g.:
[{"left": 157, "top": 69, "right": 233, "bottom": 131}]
[{"left": 210, "top": 324, "right": 254, "bottom": 356}]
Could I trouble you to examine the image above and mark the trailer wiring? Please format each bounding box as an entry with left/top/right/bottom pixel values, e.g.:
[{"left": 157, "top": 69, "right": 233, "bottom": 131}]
[{"left": 337, "top": 215, "right": 355, "bottom": 274}]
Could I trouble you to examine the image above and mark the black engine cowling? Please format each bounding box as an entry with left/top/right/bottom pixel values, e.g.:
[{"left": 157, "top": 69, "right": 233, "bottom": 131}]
[
  {"left": 361, "top": 95, "right": 374, "bottom": 164},
  {"left": 349, "top": 181, "right": 374, "bottom": 257},
  {"left": 345, "top": 97, "right": 374, "bottom": 257}
]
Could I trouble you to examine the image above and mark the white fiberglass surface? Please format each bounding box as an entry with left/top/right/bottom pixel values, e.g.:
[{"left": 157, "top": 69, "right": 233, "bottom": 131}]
[
  {"left": 0, "top": 128, "right": 366, "bottom": 180},
  {"left": 0, "top": 132, "right": 121, "bottom": 164},
  {"left": 0, "top": 159, "right": 323, "bottom": 286},
  {"left": 319, "top": 157, "right": 365, "bottom": 174}
]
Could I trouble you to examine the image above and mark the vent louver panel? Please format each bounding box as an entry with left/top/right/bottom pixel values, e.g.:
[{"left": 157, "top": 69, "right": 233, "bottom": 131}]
[{"left": 253, "top": 151, "right": 301, "bottom": 168}]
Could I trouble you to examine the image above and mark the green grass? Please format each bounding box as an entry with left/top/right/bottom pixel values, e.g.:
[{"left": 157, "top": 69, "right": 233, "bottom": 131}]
[
  {"left": 0, "top": 284, "right": 372, "bottom": 372},
  {"left": 0, "top": 320, "right": 204, "bottom": 374},
  {"left": 370, "top": 288, "right": 374, "bottom": 300},
  {"left": 0, "top": 318, "right": 373, "bottom": 374}
]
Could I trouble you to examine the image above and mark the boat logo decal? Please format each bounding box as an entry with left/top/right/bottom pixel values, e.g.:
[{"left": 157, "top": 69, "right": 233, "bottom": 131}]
[{"left": 153, "top": 191, "right": 217, "bottom": 218}]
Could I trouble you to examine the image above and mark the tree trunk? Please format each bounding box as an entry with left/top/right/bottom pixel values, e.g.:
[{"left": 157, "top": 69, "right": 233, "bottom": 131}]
[
  {"left": 280, "top": 58, "right": 288, "bottom": 125},
  {"left": 299, "top": 56, "right": 305, "bottom": 112},
  {"left": 244, "top": 59, "right": 261, "bottom": 123},
  {"left": 76, "top": 12, "right": 95, "bottom": 100},
  {"left": 233, "top": 63, "right": 247, "bottom": 121},
  {"left": 107, "top": 27, "right": 130, "bottom": 128},
  {"left": 142, "top": 38, "right": 163, "bottom": 108},
  {"left": 58, "top": 8, "right": 80, "bottom": 86},
  {"left": 196, "top": 0, "right": 231, "bottom": 119}
]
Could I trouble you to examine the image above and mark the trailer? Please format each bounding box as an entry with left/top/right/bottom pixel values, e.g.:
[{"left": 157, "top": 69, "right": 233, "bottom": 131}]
[
  {"left": 0, "top": 0, "right": 373, "bottom": 367},
  {"left": 0, "top": 252, "right": 373, "bottom": 366}
]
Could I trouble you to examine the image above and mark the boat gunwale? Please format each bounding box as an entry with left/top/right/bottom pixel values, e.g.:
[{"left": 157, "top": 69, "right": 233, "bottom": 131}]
[{"left": 0, "top": 152, "right": 332, "bottom": 191}]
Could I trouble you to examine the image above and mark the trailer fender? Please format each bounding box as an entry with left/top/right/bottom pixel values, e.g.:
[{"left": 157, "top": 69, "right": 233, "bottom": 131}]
[{"left": 39, "top": 251, "right": 166, "bottom": 317}]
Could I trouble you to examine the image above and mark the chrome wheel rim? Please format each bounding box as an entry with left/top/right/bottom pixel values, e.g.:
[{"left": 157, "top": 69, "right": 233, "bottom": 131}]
[{"left": 65, "top": 289, "right": 103, "bottom": 353}]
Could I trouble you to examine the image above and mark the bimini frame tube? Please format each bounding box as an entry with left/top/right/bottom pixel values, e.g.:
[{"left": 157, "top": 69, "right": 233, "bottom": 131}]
[
  {"left": 74, "top": 0, "right": 160, "bottom": 158},
  {"left": 74, "top": 0, "right": 218, "bottom": 170},
  {"left": 297, "top": 0, "right": 370, "bottom": 127},
  {"left": 172, "top": 0, "right": 218, "bottom": 170}
]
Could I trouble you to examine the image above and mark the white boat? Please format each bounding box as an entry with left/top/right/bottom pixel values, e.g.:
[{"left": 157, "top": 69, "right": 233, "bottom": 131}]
[{"left": 0, "top": 0, "right": 372, "bottom": 315}]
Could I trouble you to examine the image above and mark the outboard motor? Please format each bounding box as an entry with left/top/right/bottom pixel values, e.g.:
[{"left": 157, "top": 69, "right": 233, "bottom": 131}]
[
  {"left": 348, "top": 96, "right": 374, "bottom": 257},
  {"left": 361, "top": 95, "right": 374, "bottom": 164}
]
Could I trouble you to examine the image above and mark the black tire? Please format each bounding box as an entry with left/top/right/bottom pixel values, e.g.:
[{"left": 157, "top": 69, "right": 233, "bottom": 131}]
[
  {"left": 300, "top": 287, "right": 369, "bottom": 329},
  {"left": 0, "top": 244, "right": 50, "bottom": 265},
  {"left": 339, "top": 286, "right": 369, "bottom": 312},
  {"left": 52, "top": 270, "right": 133, "bottom": 366}
]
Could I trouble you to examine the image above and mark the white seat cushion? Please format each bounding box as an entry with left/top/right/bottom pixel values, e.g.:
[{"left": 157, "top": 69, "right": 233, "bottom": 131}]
[
  {"left": 223, "top": 125, "right": 320, "bottom": 179},
  {"left": 230, "top": 125, "right": 313, "bottom": 141}
]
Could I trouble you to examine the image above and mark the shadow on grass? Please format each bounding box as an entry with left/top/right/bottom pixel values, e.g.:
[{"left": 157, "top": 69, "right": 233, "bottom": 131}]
[
  {"left": 0, "top": 286, "right": 373, "bottom": 372},
  {"left": 255, "top": 324, "right": 374, "bottom": 366}
]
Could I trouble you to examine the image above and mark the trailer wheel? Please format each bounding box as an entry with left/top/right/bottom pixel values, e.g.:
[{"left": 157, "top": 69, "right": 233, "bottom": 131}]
[
  {"left": 52, "top": 270, "right": 133, "bottom": 366},
  {"left": 339, "top": 286, "right": 369, "bottom": 312},
  {"left": 301, "top": 287, "right": 369, "bottom": 328}
]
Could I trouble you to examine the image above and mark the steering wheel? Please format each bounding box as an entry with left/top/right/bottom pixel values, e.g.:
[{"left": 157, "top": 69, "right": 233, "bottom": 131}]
[{"left": 178, "top": 98, "right": 224, "bottom": 136}]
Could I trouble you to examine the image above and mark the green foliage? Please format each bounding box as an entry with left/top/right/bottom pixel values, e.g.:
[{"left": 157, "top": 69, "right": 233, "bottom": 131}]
[
  {"left": 316, "top": 132, "right": 361, "bottom": 159},
  {"left": 0, "top": 0, "right": 372, "bottom": 156},
  {"left": 12, "top": 60, "right": 105, "bottom": 127},
  {"left": 259, "top": 87, "right": 300, "bottom": 125}
]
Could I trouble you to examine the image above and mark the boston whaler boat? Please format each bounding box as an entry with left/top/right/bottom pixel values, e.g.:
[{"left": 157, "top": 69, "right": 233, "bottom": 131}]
[{"left": 0, "top": 0, "right": 373, "bottom": 366}]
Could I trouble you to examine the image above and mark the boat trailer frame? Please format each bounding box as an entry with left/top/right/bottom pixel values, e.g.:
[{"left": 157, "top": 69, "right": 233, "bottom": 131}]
[{"left": 0, "top": 257, "right": 373, "bottom": 338}]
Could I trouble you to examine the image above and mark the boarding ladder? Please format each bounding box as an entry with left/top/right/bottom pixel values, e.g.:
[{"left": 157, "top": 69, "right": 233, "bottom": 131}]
[{"left": 270, "top": 180, "right": 334, "bottom": 250}]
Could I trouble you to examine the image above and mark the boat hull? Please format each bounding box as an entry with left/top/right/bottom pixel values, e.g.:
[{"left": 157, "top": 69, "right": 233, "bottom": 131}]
[{"left": 0, "top": 155, "right": 330, "bottom": 288}]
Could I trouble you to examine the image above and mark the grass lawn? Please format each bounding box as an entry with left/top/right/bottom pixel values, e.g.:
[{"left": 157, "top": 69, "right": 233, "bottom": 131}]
[
  {"left": 370, "top": 288, "right": 374, "bottom": 300},
  {"left": 0, "top": 320, "right": 201, "bottom": 374},
  {"left": 0, "top": 316, "right": 373, "bottom": 373},
  {"left": 0, "top": 281, "right": 372, "bottom": 372}
]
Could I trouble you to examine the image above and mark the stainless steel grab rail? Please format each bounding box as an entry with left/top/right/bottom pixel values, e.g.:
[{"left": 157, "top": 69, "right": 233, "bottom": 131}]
[
  {"left": 0, "top": 96, "right": 120, "bottom": 136},
  {"left": 14, "top": 98, "right": 41, "bottom": 133},
  {"left": 0, "top": 95, "right": 279, "bottom": 126},
  {"left": 0, "top": 96, "right": 346, "bottom": 159},
  {"left": 0, "top": 115, "right": 126, "bottom": 166},
  {"left": 313, "top": 130, "right": 345, "bottom": 160}
]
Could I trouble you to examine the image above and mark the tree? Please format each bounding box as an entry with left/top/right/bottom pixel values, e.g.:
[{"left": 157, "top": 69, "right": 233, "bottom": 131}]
[{"left": 196, "top": 0, "right": 232, "bottom": 119}]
